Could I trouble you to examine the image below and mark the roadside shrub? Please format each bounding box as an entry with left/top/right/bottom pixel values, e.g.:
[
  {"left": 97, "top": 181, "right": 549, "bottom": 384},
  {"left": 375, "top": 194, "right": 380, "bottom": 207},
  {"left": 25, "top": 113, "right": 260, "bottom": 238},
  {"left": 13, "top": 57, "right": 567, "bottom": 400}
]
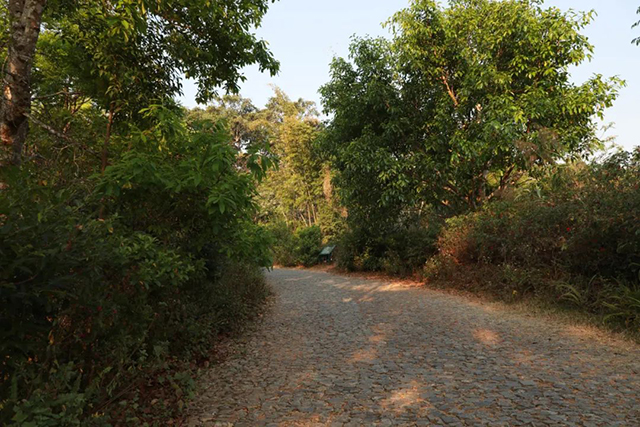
[
  {"left": 0, "top": 108, "right": 273, "bottom": 425},
  {"left": 336, "top": 216, "right": 441, "bottom": 277},
  {"left": 428, "top": 150, "right": 640, "bottom": 331},
  {"left": 293, "top": 225, "right": 323, "bottom": 267},
  {"left": 334, "top": 225, "right": 367, "bottom": 271},
  {"left": 266, "top": 221, "right": 298, "bottom": 267},
  {"left": 267, "top": 223, "right": 323, "bottom": 267},
  {"left": 381, "top": 225, "right": 441, "bottom": 276}
]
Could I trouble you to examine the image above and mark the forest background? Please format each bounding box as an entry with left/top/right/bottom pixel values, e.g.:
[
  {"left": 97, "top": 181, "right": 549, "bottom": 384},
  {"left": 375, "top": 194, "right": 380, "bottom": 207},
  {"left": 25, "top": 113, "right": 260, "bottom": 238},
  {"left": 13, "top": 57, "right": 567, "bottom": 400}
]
[{"left": 0, "top": 0, "right": 638, "bottom": 425}]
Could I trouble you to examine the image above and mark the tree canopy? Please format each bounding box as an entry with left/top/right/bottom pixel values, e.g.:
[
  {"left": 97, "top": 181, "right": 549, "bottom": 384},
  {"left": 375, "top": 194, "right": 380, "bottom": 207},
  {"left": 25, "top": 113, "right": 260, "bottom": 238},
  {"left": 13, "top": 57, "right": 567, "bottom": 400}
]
[
  {"left": 1, "top": 0, "right": 280, "bottom": 165},
  {"left": 1, "top": 1, "right": 282, "bottom": 423},
  {"left": 189, "top": 88, "right": 343, "bottom": 238},
  {"left": 320, "top": 0, "right": 621, "bottom": 227}
]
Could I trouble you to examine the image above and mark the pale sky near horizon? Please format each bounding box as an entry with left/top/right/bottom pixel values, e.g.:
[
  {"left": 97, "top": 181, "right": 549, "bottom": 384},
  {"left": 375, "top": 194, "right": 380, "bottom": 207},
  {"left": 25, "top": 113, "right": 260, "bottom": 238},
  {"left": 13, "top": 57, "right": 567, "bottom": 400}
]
[{"left": 178, "top": 0, "right": 639, "bottom": 151}]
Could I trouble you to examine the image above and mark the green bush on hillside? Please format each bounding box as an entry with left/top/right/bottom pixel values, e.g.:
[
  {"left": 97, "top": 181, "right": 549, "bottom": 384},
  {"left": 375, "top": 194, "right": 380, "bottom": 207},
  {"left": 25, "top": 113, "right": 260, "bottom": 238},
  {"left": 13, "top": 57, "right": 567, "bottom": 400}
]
[
  {"left": 335, "top": 217, "right": 442, "bottom": 277},
  {"left": 293, "top": 225, "right": 323, "bottom": 267},
  {"left": 268, "top": 223, "right": 323, "bottom": 267},
  {"left": 0, "top": 108, "right": 273, "bottom": 425},
  {"left": 267, "top": 221, "right": 298, "bottom": 267},
  {"left": 426, "top": 150, "right": 640, "bottom": 330}
]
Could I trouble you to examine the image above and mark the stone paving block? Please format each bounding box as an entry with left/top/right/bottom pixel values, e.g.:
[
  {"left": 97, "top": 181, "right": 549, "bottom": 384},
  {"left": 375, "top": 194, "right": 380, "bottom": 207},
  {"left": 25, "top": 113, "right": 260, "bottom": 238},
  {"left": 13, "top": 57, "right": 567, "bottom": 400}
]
[{"left": 186, "top": 269, "right": 640, "bottom": 426}]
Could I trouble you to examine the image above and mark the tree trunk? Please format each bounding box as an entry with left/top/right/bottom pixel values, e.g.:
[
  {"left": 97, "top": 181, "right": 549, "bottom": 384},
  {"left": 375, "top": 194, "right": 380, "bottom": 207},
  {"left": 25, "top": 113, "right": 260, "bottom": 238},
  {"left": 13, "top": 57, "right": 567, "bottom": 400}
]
[
  {"left": 306, "top": 203, "right": 312, "bottom": 227},
  {"left": 0, "top": 0, "right": 47, "bottom": 166},
  {"left": 311, "top": 201, "right": 318, "bottom": 225}
]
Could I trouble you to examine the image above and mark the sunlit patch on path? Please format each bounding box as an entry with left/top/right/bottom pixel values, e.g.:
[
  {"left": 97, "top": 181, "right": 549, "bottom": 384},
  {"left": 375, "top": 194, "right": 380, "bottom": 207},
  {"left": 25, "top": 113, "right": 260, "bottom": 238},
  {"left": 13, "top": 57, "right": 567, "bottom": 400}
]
[{"left": 187, "top": 268, "right": 640, "bottom": 426}]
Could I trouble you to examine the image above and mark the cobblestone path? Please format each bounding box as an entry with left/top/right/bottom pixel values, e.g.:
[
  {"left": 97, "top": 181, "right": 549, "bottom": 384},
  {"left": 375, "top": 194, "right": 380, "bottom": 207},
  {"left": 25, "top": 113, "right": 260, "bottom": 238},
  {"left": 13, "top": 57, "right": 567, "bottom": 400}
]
[{"left": 187, "top": 268, "right": 640, "bottom": 426}]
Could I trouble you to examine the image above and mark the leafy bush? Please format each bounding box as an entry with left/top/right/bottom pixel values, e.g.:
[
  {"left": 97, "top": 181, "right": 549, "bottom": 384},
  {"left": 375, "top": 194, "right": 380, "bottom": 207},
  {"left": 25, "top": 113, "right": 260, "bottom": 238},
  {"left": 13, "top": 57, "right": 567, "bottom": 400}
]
[
  {"left": 427, "top": 150, "right": 640, "bottom": 331},
  {"left": 0, "top": 108, "right": 273, "bottom": 425},
  {"left": 266, "top": 221, "right": 298, "bottom": 267},
  {"left": 335, "top": 216, "right": 441, "bottom": 277},
  {"left": 267, "top": 223, "right": 323, "bottom": 267},
  {"left": 293, "top": 225, "right": 323, "bottom": 267}
]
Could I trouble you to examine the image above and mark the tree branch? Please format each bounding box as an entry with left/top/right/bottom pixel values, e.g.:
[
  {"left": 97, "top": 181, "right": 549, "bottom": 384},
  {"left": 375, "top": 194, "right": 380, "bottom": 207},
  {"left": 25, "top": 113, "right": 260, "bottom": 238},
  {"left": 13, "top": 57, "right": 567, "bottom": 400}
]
[
  {"left": 441, "top": 74, "right": 459, "bottom": 107},
  {"left": 24, "top": 112, "right": 99, "bottom": 157}
]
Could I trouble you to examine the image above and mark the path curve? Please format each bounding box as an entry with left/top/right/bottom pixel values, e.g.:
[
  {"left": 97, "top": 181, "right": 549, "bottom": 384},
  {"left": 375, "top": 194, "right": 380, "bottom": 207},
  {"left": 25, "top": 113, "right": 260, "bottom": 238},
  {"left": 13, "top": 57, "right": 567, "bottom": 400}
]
[{"left": 188, "top": 268, "right": 640, "bottom": 426}]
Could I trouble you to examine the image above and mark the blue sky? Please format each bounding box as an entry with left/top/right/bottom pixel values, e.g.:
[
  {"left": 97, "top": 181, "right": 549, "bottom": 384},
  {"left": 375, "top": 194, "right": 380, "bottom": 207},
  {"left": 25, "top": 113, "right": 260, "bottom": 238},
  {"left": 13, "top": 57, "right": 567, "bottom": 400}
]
[{"left": 178, "top": 0, "right": 639, "bottom": 151}]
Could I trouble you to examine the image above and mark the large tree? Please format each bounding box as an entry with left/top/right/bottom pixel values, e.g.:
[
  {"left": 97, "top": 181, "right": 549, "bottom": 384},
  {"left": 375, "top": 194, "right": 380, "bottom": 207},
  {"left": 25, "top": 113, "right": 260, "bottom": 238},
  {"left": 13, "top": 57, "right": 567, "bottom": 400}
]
[
  {"left": 0, "top": 0, "right": 46, "bottom": 165},
  {"left": 190, "top": 89, "right": 338, "bottom": 232},
  {"left": 258, "top": 88, "right": 325, "bottom": 228},
  {"left": 320, "top": 0, "right": 620, "bottom": 227},
  {"left": 0, "top": 0, "right": 280, "bottom": 165}
]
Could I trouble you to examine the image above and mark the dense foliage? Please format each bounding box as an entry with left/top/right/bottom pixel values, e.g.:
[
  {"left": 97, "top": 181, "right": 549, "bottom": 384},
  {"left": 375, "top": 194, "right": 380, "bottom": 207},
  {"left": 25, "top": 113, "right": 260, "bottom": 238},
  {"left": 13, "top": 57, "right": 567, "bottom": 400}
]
[
  {"left": 1, "top": 0, "right": 280, "bottom": 166},
  {"left": 318, "top": 0, "right": 638, "bottom": 334},
  {"left": 0, "top": 106, "right": 274, "bottom": 425},
  {"left": 0, "top": 107, "right": 276, "bottom": 426},
  {"left": 425, "top": 151, "right": 640, "bottom": 330},
  {"left": 0, "top": 0, "right": 280, "bottom": 424},
  {"left": 190, "top": 89, "right": 344, "bottom": 267},
  {"left": 267, "top": 223, "right": 323, "bottom": 267},
  {"left": 320, "top": 0, "right": 620, "bottom": 227},
  {"left": 335, "top": 216, "right": 441, "bottom": 277},
  {"left": 44, "top": 0, "right": 279, "bottom": 105},
  {"left": 1, "top": 0, "right": 639, "bottom": 423}
]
